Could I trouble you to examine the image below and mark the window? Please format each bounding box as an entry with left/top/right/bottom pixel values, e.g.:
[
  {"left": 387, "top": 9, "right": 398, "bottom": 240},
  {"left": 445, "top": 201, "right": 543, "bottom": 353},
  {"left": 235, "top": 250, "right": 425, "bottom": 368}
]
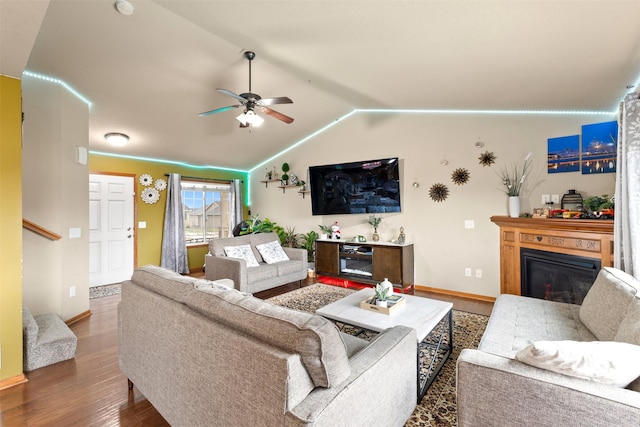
[{"left": 181, "top": 180, "right": 232, "bottom": 244}]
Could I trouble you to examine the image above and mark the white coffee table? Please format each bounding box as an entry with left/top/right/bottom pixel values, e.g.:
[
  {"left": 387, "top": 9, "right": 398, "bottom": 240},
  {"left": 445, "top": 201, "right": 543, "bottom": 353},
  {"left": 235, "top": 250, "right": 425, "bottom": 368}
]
[{"left": 316, "top": 288, "right": 453, "bottom": 402}]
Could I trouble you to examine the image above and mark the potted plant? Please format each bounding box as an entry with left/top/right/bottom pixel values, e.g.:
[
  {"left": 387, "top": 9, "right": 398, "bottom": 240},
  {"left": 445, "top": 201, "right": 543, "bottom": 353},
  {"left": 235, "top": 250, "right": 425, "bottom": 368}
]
[
  {"left": 240, "top": 214, "right": 284, "bottom": 235},
  {"left": 279, "top": 226, "right": 301, "bottom": 248},
  {"left": 374, "top": 282, "right": 390, "bottom": 307},
  {"left": 368, "top": 214, "right": 382, "bottom": 242},
  {"left": 318, "top": 224, "right": 332, "bottom": 240},
  {"left": 297, "top": 180, "right": 307, "bottom": 192},
  {"left": 301, "top": 230, "right": 318, "bottom": 262},
  {"left": 281, "top": 162, "right": 290, "bottom": 185}
]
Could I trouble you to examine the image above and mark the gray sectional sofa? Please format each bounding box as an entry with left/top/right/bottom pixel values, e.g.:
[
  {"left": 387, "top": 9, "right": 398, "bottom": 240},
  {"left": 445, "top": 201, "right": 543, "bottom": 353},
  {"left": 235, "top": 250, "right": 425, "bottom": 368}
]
[
  {"left": 119, "top": 265, "right": 417, "bottom": 426},
  {"left": 457, "top": 267, "right": 640, "bottom": 426},
  {"left": 205, "top": 232, "right": 308, "bottom": 294}
]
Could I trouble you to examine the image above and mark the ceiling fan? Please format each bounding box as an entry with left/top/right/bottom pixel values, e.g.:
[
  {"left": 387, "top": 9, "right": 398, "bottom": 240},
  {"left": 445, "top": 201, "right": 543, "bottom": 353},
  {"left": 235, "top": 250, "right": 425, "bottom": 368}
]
[{"left": 198, "top": 51, "right": 294, "bottom": 128}]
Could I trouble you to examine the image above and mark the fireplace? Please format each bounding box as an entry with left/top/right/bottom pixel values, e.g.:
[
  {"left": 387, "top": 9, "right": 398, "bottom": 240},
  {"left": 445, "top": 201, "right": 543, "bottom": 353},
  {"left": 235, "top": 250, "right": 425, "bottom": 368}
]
[{"left": 520, "top": 248, "right": 601, "bottom": 304}]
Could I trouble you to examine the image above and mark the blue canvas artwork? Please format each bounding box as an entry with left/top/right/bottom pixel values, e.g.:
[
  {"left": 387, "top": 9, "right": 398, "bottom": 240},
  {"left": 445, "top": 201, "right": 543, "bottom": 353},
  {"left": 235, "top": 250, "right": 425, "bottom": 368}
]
[
  {"left": 548, "top": 135, "right": 580, "bottom": 173},
  {"left": 581, "top": 121, "right": 618, "bottom": 174}
]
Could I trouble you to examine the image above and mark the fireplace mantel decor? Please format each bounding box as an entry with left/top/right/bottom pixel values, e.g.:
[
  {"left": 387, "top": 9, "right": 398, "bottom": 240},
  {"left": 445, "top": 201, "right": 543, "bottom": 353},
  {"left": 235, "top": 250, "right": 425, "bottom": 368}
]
[{"left": 490, "top": 216, "right": 614, "bottom": 295}]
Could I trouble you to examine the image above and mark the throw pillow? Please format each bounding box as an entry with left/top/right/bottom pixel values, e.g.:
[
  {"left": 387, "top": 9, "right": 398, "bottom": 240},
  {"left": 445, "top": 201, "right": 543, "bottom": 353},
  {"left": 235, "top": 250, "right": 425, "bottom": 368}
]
[
  {"left": 223, "top": 244, "right": 260, "bottom": 268},
  {"left": 515, "top": 340, "right": 640, "bottom": 387},
  {"left": 255, "top": 240, "right": 290, "bottom": 264}
]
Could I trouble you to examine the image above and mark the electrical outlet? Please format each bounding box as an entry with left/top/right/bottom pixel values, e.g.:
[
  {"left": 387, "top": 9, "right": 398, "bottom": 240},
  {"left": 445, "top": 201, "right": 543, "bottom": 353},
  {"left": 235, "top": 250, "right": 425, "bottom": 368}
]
[
  {"left": 475, "top": 269, "right": 483, "bottom": 278},
  {"left": 465, "top": 268, "right": 472, "bottom": 277},
  {"left": 464, "top": 220, "right": 475, "bottom": 229},
  {"left": 551, "top": 194, "right": 560, "bottom": 203},
  {"left": 541, "top": 194, "right": 550, "bottom": 204}
]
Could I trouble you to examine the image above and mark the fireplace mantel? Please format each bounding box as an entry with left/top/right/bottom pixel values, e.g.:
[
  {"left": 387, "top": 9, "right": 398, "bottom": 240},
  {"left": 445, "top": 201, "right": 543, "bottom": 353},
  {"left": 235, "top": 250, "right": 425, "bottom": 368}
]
[{"left": 490, "top": 216, "right": 614, "bottom": 295}]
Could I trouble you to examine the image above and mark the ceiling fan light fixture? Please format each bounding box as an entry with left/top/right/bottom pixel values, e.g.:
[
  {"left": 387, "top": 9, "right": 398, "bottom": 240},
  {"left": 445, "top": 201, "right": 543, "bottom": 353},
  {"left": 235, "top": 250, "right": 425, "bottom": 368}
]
[
  {"left": 105, "top": 132, "right": 129, "bottom": 146},
  {"left": 236, "top": 109, "right": 264, "bottom": 127}
]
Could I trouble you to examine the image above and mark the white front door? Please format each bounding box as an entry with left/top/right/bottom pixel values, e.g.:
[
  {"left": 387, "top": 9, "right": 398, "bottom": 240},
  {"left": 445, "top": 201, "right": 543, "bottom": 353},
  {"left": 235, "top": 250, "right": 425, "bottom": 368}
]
[{"left": 89, "top": 174, "right": 135, "bottom": 287}]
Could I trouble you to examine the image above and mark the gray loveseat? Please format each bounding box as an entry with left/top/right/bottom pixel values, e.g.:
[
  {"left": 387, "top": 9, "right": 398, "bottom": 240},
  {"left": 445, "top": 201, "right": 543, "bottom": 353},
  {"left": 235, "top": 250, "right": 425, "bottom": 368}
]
[
  {"left": 119, "top": 265, "right": 417, "bottom": 426},
  {"left": 457, "top": 267, "right": 640, "bottom": 426},
  {"left": 205, "top": 232, "right": 308, "bottom": 294}
]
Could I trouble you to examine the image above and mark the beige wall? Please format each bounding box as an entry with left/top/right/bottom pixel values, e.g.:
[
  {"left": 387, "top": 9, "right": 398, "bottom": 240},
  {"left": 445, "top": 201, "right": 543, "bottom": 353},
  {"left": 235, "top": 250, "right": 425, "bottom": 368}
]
[
  {"left": 250, "top": 112, "right": 616, "bottom": 298},
  {"left": 22, "top": 76, "right": 90, "bottom": 320}
]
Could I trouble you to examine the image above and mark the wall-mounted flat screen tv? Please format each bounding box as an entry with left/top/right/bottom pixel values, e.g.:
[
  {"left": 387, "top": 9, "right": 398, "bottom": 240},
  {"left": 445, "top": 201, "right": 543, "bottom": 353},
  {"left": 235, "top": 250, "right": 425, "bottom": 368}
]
[{"left": 309, "top": 157, "right": 401, "bottom": 216}]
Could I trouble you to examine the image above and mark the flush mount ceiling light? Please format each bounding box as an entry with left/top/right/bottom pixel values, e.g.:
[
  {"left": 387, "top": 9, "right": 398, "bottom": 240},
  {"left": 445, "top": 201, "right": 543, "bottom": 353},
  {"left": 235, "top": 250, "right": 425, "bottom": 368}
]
[
  {"left": 105, "top": 132, "right": 129, "bottom": 147},
  {"left": 114, "top": 0, "right": 134, "bottom": 15}
]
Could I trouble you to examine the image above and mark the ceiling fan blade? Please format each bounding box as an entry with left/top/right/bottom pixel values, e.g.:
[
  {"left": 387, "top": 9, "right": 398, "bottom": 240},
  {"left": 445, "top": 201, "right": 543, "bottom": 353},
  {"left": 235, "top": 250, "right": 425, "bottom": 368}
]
[
  {"left": 216, "top": 88, "right": 248, "bottom": 103},
  {"left": 198, "top": 105, "right": 240, "bottom": 117},
  {"left": 258, "top": 96, "right": 293, "bottom": 106},
  {"left": 261, "top": 107, "right": 294, "bottom": 124}
]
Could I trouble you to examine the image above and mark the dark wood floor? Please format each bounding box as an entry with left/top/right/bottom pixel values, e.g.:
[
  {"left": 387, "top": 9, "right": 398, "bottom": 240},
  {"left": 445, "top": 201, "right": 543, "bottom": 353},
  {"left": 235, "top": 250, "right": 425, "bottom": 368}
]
[{"left": 0, "top": 279, "right": 493, "bottom": 426}]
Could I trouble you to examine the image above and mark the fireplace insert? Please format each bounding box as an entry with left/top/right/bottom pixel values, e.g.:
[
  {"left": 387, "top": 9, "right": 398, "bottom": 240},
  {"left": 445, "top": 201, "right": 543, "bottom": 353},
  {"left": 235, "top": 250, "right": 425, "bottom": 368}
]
[{"left": 520, "top": 248, "right": 601, "bottom": 304}]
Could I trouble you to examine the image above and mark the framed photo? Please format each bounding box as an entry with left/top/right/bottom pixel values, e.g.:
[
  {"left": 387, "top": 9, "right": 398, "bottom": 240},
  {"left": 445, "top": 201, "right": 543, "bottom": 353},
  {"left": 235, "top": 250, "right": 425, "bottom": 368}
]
[
  {"left": 547, "top": 135, "right": 579, "bottom": 173},
  {"left": 581, "top": 121, "right": 618, "bottom": 174}
]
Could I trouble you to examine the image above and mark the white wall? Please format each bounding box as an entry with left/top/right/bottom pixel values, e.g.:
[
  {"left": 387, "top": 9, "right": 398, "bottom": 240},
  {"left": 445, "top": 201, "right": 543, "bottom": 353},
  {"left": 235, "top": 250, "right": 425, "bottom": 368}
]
[
  {"left": 22, "top": 76, "right": 90, "bottom": 320},
  {"left": 250, "top": 112, "right": 616, "bottom": 298}
]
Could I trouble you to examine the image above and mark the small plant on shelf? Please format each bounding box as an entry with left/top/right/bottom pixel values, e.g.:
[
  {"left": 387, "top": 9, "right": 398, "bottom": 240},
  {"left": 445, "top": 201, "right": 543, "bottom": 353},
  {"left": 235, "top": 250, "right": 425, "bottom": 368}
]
[{"left": 281, "top": 162, "right": 290, "bottom": 184}]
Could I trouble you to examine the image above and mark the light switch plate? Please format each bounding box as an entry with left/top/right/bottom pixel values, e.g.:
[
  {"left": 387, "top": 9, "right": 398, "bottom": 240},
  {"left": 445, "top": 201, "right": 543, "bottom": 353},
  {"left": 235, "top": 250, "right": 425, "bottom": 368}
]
[
  {"left": 69, "top": 227, "right": 81, "bottom": 239},
  {"left": 464, "top": 220, "right": 475, "bottom": 229}
]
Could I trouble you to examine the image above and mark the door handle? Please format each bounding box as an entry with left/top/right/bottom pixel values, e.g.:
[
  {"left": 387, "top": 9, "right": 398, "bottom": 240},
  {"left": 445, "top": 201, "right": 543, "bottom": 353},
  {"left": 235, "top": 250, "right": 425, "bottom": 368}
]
[{"left": 128, "top": 235, "right": 132, "bottom": 238}]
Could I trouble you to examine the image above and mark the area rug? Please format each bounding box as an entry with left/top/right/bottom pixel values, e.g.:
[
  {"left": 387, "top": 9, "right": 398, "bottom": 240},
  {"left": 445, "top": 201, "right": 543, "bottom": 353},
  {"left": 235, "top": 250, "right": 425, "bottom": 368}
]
[
  {"left": 267, "top": 283, "right": 489, "bottom": 427},
  {"left": 89, "top": 283, "right": 121, "bottom": 299}
]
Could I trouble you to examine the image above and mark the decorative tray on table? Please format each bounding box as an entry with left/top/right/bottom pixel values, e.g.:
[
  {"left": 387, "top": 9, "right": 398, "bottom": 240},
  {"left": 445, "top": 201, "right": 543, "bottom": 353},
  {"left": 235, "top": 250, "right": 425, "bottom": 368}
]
[{"left": 359, "top": 294, "right": 405, "bottom": 315}]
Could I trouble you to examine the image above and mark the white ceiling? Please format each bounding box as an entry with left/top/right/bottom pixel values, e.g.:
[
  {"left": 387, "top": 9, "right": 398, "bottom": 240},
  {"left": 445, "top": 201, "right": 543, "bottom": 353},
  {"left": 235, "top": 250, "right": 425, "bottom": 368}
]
[{"left": 3, "top": 0, "right": 640, "bottom": 171}]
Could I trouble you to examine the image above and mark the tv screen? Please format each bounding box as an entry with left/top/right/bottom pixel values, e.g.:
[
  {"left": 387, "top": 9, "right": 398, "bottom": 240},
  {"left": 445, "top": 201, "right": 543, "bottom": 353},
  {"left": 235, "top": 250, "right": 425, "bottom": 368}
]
[{"left": 309, "top": 158, "right": 401, "bottom": 216}]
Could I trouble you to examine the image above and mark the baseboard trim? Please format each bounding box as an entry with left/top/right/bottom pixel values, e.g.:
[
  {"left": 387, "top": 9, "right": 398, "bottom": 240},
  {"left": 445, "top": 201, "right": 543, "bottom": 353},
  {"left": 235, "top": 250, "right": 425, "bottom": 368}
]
[
  {"left": 0, "top": 374, "right": 28, "bottom": 391},
  {"left": 66, "top": 309, "right": 92, "bottom": 325},
  {"left": 415, "top": 285, "right": 496, "bottom": 303},
  {"left": 189, "top": 266, "right": 204, "bottom": 274}
]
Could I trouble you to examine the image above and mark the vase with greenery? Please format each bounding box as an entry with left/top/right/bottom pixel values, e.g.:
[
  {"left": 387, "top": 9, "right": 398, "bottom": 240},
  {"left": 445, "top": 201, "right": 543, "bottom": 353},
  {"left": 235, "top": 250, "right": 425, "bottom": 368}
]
[
  {"left": 499, "top": 153, "right": 532, "bottom": 218},
  {"left": 368, "top": 214, "right": 382, "bottom": 241},
  {"left": 297, "top": 180, "right": 306, "bottom": 192}
]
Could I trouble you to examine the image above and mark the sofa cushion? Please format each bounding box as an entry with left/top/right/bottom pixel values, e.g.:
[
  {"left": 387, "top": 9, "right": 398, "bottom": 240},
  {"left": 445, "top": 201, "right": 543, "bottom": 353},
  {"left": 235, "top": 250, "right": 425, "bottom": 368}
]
[
  {"left": 276, "top": 260, "right": 305, "bottom": 276},
  {"left": 249, "top": 232, "right": 281, "bottom": 262},
  {"left": 247, "top": 263, "right": 278, "bottom": 284},
  {"left": 131, "top": 265, "right": 205, "bottom": 303},
  {"left": 479, "top": 294, "right": 596, "bottom": 358},
  {"left": 223, "top": 244, "right": 260, "bottom": 268},
  {"left": 210, "top": 234, "right": 264, "bottom": 263},
  {"left": 515, "top": 340, "right": 640, "bottom": 388},
  {"left": 256, "top": 240, "right": 289, "bottom": 264},
  {"left": 183, "top": 288, "right": 351, "bottom": 388},
  {"left": 614, "top": 296, "right": 640, "bottom": 346},
  {"left": 580, "top": 267, "right": 639, "bottom": 340}
]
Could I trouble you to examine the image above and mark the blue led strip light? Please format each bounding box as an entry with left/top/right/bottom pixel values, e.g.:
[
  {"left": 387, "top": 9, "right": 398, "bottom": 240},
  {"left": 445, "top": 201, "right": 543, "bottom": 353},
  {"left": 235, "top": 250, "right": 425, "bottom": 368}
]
[{"left": 23, "top": 70, "right": 92, "bottom": 107}]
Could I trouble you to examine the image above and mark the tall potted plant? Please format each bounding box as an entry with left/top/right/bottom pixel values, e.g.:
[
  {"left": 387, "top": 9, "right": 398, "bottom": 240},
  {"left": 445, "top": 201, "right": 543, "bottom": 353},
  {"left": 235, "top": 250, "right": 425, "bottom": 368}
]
[{"left": 301, "top": 230, "right": 319, "bottom": 262}]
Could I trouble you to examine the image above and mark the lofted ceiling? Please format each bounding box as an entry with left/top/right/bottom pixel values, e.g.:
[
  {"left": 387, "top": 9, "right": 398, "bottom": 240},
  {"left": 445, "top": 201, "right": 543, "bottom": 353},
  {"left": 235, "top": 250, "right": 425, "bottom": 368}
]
[{"left": 3, "top": 0, "right": 640, "bottom": 171}]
